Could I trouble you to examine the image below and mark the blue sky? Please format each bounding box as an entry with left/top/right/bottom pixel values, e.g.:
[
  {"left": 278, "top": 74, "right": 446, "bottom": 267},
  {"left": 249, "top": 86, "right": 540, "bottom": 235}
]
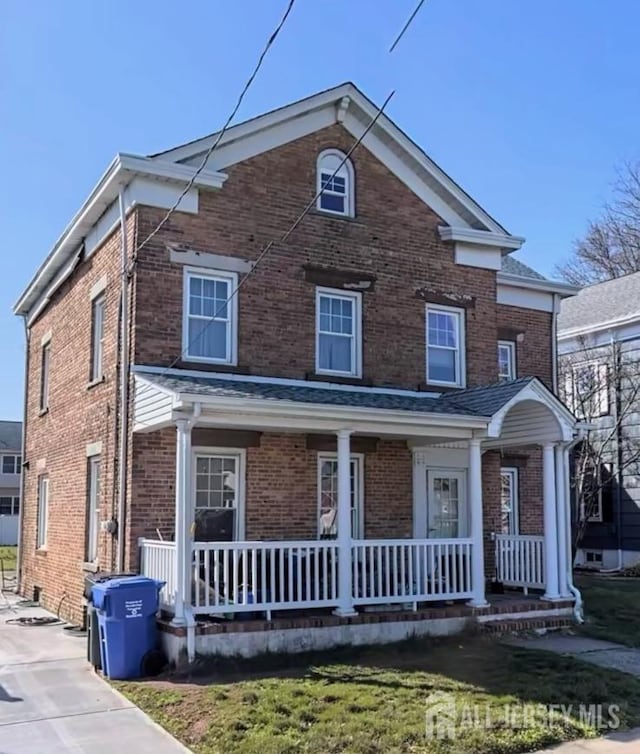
[{"left": 2, "top": 0, "right": 639, "bottom": 419}]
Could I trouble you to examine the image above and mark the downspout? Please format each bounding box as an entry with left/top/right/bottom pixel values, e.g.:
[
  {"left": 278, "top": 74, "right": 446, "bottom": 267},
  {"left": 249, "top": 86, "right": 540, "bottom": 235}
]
[
  {"left": 15, "top": 318, "right": 30, "bottom": 593},
  {"left": 551, "top": 293, "right": 560, "bottom": 393},
  {"left": 564, "top": 431, "right": 586, "bottom": 623},
  {"left": 116, "top": 187, "right": 130, "bottom": 572}
]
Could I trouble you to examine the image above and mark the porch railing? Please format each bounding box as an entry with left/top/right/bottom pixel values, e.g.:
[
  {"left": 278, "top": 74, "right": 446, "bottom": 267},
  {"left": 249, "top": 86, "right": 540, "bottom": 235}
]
[
  {"left": 191, "top": 540, "right": 340, "bottom": 615},
  {"left": 494, "top": 533, "right": 545, "bottom": 590},
  {"left": 351, "top": 539, "right": 473, "bottom": 605},
  {"left": 140, "top": 537, "right": 479, "bottom": 617},
  {"left": 139, "top": 538, "right": 176, "bottom": 610}
]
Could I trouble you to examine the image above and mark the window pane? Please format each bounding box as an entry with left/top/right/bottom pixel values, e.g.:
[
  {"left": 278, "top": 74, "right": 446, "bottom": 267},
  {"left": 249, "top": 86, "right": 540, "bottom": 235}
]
[
  {"left": 0, "top": 497, "right": 11, "bottom": 515},
  {"left": 189, "top": 318, "right": 227, "bottom": 360},
  {"left": 319, "top": 333, "right": 352, "bottom": 372},
  {"left": 2, "top": 456, "right": 14, "bottom": 474},
  {"left": 320, "top": 192, "right": 345, "bottom": 213},
  {"left": 195, "top": 455, "right": 237, "bottom": 511},
  {"left": 428, "top": 347, "right": 456, "bottom": 383},
  {"left": 428, "top": 312, "right": 456, "bottom": 348}
]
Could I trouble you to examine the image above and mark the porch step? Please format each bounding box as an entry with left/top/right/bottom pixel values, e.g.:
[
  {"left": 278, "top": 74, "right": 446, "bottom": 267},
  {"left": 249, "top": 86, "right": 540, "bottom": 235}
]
[{"left": 480, "top": 615, "right": 574, "bottom": 636}]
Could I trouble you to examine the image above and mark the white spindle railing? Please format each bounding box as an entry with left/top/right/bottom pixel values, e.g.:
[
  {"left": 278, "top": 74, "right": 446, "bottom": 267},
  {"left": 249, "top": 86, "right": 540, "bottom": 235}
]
[
  {"left": 138, "top": 538, "right": 176, "bottom": 609},
  {"left": 494, "top": 533, "right": 545, "bottom": 589},
  {"left": 191, "top": 540, "right": 340, "bottom": 616},
  {"left": 351, "top": 539, "right": 474, "bottom": 605}
]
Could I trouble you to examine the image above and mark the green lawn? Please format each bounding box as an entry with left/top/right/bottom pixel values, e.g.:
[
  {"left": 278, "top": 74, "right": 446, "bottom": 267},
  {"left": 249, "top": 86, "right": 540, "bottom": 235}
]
[
  {"left": 117, "top": 636, "right": 640, "bottom": 754},
  {"left": 576, "top": 573, "right": 640, "bottom": 647},
  {"left": 0, "top": 546, "right": 17, "bottom": 572}
]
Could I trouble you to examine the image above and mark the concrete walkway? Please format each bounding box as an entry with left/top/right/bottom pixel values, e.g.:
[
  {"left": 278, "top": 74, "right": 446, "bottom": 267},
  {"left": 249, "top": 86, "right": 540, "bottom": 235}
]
[
  {"left": 507, "top": 634, "right": 640, "bottom": 752},
  {"left": 506, "top": 634, "right": 640, "bottom": 678},
  {"left": 0, "top": 590, "right": 190, "bottom": 754}
]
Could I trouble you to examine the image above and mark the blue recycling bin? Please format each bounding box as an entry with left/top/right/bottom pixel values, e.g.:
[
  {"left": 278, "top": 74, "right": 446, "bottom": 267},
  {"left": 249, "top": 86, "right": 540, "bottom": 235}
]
[{"left": 91, "top": 575, "right": 164, "bottom": 680}]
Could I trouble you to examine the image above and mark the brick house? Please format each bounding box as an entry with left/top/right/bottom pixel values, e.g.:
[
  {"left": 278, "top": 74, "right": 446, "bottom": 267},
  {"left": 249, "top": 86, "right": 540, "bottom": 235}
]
[{"left": 14, "top": 83, "right": 580, "bottom": 660}]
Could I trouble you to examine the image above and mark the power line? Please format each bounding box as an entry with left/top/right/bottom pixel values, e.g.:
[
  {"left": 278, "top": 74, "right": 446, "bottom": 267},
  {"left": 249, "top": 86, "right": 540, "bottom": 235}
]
[
  {"left": 164, "top": 90, "right": 396, "bottom": 373},
  {"left": 389, "top": 0, "right": 426, "bottom": 53},
  {"left": 131, "top": 0, "right": 296, "bottom": 267}
]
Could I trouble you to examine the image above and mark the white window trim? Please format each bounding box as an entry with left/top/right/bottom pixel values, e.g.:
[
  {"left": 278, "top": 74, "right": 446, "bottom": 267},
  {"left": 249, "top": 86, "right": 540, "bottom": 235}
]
[
  {"left": 315, "top": 287, "right": 363, "bottom": 378},
  {"left": 498, "top": 340, "right": 516, "bottom": 381},
  {"left": 316, "top": 148, "right": 355, "bottom": 218},
  {"left": 192, "top": 447, "right": 246, "bottom": 540},
  {"left": 182, "top": 267, "right": 239, "bottom": 366},
  {"left": 90, "top": 294, "right": 106, "bottom": 382},
  {"left": 37, "top": 476, "right": 49, "bottom": 550},
  {"left": 500, "top": 466, "right": 520, "bottom": 535},
  {"left": 1, "top": 454, "right": 21, "bottom": 475},
  {"left": 425, "top": 303, "right": 466, "bottom": 388},
  {"left": 0, "top": 496, "right": 20, "bottom": 516},
  {"left": 316, "top": 452, "right": 364, "bottom": 539},
  {"left": 86, "top": 455, "right": 101, "bottom": 562}
]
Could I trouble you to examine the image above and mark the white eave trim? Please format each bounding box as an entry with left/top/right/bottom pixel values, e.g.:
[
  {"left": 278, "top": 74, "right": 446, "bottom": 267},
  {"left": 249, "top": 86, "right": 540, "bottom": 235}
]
[
  {"left": 497, "top": 272, "right": 579, "bottom": 297},
  {"left": 157, "top": 82, "right": 510, "bottom": 235},
  {"left": 14, "top": 154, "right": 228, "bottom": 317},
  {"left": 439, "top": 226, "right": 525, "bottom": 251}
]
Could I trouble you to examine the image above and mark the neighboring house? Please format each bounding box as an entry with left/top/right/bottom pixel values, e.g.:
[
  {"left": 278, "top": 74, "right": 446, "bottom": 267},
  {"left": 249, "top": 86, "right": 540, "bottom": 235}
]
[
  {"left": 14, "top": 83, "right": 579, "bottom": 661},
  {"left": 0, "top": 421, "right": 22, "bottom": 546},
  {"left": 558, "top": 271, "right": 640, "bottom": 570}
]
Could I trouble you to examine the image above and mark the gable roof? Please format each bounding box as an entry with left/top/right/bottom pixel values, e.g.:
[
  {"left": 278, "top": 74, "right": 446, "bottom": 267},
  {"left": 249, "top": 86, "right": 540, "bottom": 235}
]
[
  {"left": 153, "top": 82, "right": 520, "bottom": 241},
  {"left": 501, "top": 255, "right": 547, "bottom": 281},
  {"left": 558, "top": 271, "right": 640, "bottom": 336},
  {"left": 0, "top": 421, "right": 22, "bottom": 452},
  {"left": 15, "top": 82, "right": 529, "bottom": 323}
]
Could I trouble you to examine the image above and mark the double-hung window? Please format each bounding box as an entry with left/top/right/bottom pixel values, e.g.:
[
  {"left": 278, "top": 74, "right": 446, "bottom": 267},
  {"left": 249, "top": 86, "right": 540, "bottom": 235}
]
[
  {"left": 316, "top": 288, "right": 362, "bottom": 377},
  {"left": 1, "top": 455, "right": 21, "bottom": 474},
  {"left": 426, "top": 304, "right": 465, "bottom": 387},
  {"left": 86, "top": 455, "right": 101, "bottom": 562},
  {"left": 498, "top": 341, "right": 516, "bottom": 381},
  {"left": 500, "top": 467, "right": 519, "bottom": 535},
  {"left": 183, "top": 268, "right": 238, "bottom": 364},
  {"left": 316, "top": 149, "right": 355, "bottom": 217},
  {"left": 194, "top": 452, "right": 243, "bottom": 541},
  {"left": 37, "top": 476, "right": 49, "bottom": 549},
  {"left": 317, "top": 454, "right": 363, "bottom": 538},
  {"left": 90, "top": 294, "right": 106, "bottom": 382},
  {"left": 570, "top": 362, "right": 609, "bottom": 419}
]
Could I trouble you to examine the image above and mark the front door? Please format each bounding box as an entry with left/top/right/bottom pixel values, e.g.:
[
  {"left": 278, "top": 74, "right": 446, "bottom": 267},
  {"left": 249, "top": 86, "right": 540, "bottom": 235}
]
[{"left": 426, "top": 470, "right": 468, "bottom": 538}]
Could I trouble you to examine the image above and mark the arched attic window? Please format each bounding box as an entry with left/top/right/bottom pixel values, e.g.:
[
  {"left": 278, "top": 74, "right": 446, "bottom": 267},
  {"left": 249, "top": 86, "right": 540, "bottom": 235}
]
[{"left": 316, "top": 149, "right": 355, "bottom": 217}]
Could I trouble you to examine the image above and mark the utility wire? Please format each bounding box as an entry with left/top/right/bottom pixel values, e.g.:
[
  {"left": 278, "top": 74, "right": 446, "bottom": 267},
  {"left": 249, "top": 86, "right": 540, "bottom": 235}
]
[
  {"left": 131, "top": 0, "right": 296, "bottom": 267},
  {"left": 389, "top": 0, "right": 426, "bottom": 53},
  {"left": 163, "top": 90, "right": 396, "bottom": 373}
]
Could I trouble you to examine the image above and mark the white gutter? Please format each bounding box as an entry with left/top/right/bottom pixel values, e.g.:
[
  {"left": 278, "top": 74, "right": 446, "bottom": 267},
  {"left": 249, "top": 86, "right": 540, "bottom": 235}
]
[
  {"left": 14, "top": 154, "right": 227, "bottom": 319},
  {"left": 116, "top": 188, "right": 130, "bottom": 572},
  {"left": 564, "top": 432, "right": 586, "bottom": 623},
  {"left": 14, "top": 320, "right": 29, "bottom": 593},
  {"left": 497, "top": 272, "right": 579, "bottom": 297}
]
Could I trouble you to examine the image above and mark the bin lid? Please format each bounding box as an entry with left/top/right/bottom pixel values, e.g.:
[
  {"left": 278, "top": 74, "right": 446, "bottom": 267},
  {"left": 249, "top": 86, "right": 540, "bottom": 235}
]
[{"left": 93, "top": 575, "right": 163, "bottom": 592}]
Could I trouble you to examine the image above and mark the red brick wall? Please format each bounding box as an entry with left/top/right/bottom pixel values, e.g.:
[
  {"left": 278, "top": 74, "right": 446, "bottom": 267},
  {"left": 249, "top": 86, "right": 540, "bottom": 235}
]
[
  {"left": 497, "top": 304, "right": 553, "bottom": 388},
  {"left": 20, "top": 216, "right": 137, "bottom": 624},
  {"left": 133, "top": 124, "right": 503, "bottom": 390}
]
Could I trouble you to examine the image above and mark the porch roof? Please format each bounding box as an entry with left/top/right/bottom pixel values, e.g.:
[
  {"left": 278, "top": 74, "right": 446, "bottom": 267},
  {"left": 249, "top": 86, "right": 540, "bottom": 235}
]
[{"left": 132, "top": 367, "right": 577, "bottom": 443}]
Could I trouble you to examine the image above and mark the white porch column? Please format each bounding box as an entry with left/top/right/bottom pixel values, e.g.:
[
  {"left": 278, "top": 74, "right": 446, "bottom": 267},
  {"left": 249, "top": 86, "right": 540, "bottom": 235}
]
[
  {"left": 468, "top": 438, "right": 488, "bottom": 607},
  {"left": 555, "top": 444, "right": 569, "bottom": 598},
  {"left": 333, "top": 429, "right": 356, "bottom": 617},
  {"left": 543, "top": 442, "right": 561, "bottom": 600},
  {"left": 172, "top": 418, "right": 193, "bottom": 626}
]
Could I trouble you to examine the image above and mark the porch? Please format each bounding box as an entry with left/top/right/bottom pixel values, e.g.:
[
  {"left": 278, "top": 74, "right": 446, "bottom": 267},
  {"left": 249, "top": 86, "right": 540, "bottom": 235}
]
[{"left": 131, "top": 368, "right": 578, "bottom": 658}]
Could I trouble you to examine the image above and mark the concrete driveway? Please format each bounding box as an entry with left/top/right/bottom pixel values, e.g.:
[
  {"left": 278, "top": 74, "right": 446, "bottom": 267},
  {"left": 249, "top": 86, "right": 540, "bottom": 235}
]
[{"left": 0, "top": 591, "right": 190, "bottom": 754}]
